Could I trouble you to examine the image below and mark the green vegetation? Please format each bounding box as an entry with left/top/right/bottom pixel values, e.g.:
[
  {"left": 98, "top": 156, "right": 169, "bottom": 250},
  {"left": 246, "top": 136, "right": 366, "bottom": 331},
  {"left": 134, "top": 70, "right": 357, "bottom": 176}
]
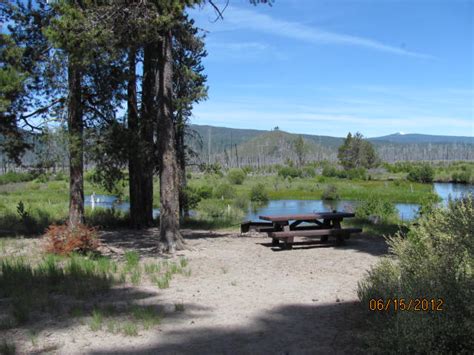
[
  {"left": 384, "top": 161, "right": 474, "bottom": 184},
  {"left": 354, "top": 196, "right": 397, "bottom": 222},
  {"left": 0, "top": 246, "right": 190, "bottom": 333},
  {"left": 358, "top": 196, "right": 474, "bottom": 353},
  {"left": 407, "top": 163, "right": 434, "bottom": 183},
  {"left": 321, "top": 185, "right": 339, "bottom": 201},
  {"left": 338, "top": 132, "right": 379, "bottom": 169},
  {"left": 0, "top": 160, "right": 471, "bottom": 234},
  {"left": 227, "top": 169, "right": 246, "bottom": 185},
  {"left": 249, "top": 183, "right": 269, "bottom": 203}
]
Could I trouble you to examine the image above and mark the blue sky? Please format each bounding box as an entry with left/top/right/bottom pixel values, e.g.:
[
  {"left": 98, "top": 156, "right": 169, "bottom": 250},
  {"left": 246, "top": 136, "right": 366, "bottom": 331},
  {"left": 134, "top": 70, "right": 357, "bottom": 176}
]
[{"left": 187, "top": 0, "right": 473, "bottom": 137}]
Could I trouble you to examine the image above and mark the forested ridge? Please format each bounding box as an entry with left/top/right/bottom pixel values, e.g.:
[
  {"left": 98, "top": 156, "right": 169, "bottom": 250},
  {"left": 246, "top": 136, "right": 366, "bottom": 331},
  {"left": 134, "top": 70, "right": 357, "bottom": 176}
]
[{"left": 2, "top": 125, "right": 472, "bottom": 172}]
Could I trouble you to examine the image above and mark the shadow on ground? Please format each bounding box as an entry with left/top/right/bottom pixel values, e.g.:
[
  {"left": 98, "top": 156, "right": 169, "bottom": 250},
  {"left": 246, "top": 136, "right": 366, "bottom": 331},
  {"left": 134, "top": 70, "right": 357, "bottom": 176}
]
[
  {"left": 259, "top": 232, "right": 389, "bottom": 256},
  {"left": 92, "top": 301, "right": 368, "bottom": 354}
]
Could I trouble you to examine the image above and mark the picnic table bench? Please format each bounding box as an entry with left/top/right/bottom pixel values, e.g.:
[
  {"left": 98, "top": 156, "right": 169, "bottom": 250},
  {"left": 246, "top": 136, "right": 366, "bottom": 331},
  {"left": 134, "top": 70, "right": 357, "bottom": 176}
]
[{"left": 242, "top": 211, "right": 362, "bottom": 249}]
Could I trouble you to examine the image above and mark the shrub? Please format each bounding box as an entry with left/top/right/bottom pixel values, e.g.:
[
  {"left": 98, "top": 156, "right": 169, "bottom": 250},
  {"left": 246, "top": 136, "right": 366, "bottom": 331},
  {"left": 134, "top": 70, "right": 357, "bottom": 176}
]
[
  {"left": 197, "top": 199, "right": 228, "bottom": 219},
  {"left": 321, "top": 185, "right": 339, "bottom": 200},
  {"left": 196, "top": 199, "right": 244, "bottom": 222},
  {"left": 357, "top": 196, "right": 474, "bottom": 353},
  {"left": 452, "top": 170, "right": 471, "bottom": 183},
  {"left": 355, "top": 197, "right": 396, "bottom": 221},
  {"left": 278, "top": 166, "right": 301, "bottom": 179},
  {"left": 417, "top": 192, "right": 441, "bottom": 217},
  {"left": 197, "top": 185, "right": 213, "bottom": 199},
  {"left": 227, "top": 169, "right": 246, "bottom": 185},
  {"left": 249, "top": 183, "right": 269, "bottom": 203},
  {"left": 321, "top": 165, "right": 338, "bottom": 178},
  {"left": 213, "top": 183, "right": 236, "bottom": 199},
  {"left": 301, "top": 166, "right": 316, "bottom": 178},
  {"left": 233, "top": 194, "right": 250, "bottom": 210},
  {"left": 43, "top": 224, "right": 100, "bottom": 256},
  {"left": 0, "top": 171, "right": 34, "bottom": 185},
  {"left": 345, "top": 167, "right": 367, "bottom": 180},
  {"left": 180, "top": 186, "right": 202, "bottom": 212},
  {"left": 86, "top": 208, "right": 130, "bottom": 229},
  {"left": 407, "top": 164, "right": 434, "bottom": 183}
]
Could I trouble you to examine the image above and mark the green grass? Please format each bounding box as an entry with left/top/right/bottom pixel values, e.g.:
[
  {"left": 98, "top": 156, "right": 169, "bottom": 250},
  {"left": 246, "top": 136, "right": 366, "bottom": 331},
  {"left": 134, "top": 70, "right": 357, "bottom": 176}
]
[
  {"left": 189, "top": 175, "right": 436, "bottom": 203},
  {"left": 89, "top": 309, "right": 104, "bottom": 331},
  {"left": 122, "top": 322, "right": 138, "bottom": 337},
  {"left": 124, "top": 251, "right": 140, "bottom": 269},
  {"left": 0, "top": 167, "right": 458, "bottom": 236}
]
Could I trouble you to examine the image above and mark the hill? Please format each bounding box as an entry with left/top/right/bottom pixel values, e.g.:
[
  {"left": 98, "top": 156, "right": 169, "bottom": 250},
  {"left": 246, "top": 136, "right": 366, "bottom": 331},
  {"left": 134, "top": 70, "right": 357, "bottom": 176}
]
[
  {"left": 370, "top": 132, "right": 474, "bottom": 144},
  {"left": 189, "top": 124, "right": 474, "bottom": 166}
]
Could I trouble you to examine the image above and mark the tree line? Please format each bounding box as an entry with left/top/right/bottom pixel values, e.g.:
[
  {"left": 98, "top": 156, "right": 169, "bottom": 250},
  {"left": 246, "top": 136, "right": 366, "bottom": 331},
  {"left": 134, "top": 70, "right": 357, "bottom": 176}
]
[{"left": 0, "top": 0, "right": 272, "bottom": 252}]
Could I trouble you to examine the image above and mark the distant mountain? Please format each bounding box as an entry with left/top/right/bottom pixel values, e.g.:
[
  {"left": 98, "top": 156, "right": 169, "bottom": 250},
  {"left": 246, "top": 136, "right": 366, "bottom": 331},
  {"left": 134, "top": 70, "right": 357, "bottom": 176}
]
[
  {"left": 189, "top": 124, "right": 474, "bottom": 164},
  {"left": 369, "top": 132, "right": 474, "bottom": 144}
]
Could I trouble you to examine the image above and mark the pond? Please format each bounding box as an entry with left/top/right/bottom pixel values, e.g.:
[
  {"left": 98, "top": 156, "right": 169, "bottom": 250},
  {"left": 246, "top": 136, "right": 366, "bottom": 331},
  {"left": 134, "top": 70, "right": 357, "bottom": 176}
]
[{"left": 85, "top": 182, "right": 473, "bottom": 222}]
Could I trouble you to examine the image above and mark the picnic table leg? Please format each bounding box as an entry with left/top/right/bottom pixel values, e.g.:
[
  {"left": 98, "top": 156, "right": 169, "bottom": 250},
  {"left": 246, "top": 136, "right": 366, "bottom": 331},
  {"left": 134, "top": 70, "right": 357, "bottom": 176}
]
[
  {"left": 320, "top": 218, "right": 331, "bottom": 242},
  {"left": 271, "top": 222, "right": 282, "bottom": 247},
  {"left": 332, "top": 218, "right": 345, "bottom": 246},
  {"left": 283, "top": 237, "right": 294, "bottom": 250},
  {"left": 282, "top": 225, "right": 293, "bottom": 249}
]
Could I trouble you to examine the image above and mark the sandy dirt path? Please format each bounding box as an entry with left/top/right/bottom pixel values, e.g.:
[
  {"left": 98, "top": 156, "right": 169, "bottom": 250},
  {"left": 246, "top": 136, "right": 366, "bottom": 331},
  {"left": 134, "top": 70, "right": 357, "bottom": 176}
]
[{"left": 5, "top": 230, "right": 387, "bottom": 354}]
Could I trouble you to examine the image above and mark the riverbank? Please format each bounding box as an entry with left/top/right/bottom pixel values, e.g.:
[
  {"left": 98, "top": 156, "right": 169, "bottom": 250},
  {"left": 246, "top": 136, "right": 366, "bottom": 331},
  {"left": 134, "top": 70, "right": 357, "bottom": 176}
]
[{"left": 1, "top": 177, "right": 472, "bottom": 237}]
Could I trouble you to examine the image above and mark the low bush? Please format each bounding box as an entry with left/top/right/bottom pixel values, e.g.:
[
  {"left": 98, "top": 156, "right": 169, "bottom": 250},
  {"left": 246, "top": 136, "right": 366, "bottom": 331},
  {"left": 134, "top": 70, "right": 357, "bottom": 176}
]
[
  {"left": 321, "top": 185, "right": 339, "bottom": 200},
  {"left": 86, "top": 208, "right": 130, "bottom": 229},
  {"left": 321, "top": 165, "right": 338, "bottom": 178},
  {"left": 43, "top": 224, "right": 100, "bottom": 256},
  {"left": 355, "top": 197, "right": 397, "bottom": 222},
  {"left": 407, "top": 164, "right": 434, "bottom": 183},
  {"left": 227, "top": 169, "right": 246, "bottom": 185},
  {"left": 357, "top": 196, "right": 474, "bottom": 353},
  {"left": 301, "top": 166, "right": 316, "bottom": 178},
  {"left": 233, "top": 194, "right": 250, "bottom": 210},
  {"left": 0, "top": 171, "right": 34, "bottom": 185},
  {"left": 196, "top": 199, "right": 245, "bottom": 223},
  {"left": 344, "top": 167, "right": 367, "bottom": 180},
  {"left": 180, "top": 186, "right": 203, "bottom": 212},
  {"left": 249, "top": 183, "right": 269, "bottom": 203},
  {"left": 278, "top": 166, "right": 302, "bottom": 179},
  {"left": 451, "top": 170, "right": 472, "bottom": 183},
  {"left": 213, "top": 183, "right": 236, "bottom": 199}
]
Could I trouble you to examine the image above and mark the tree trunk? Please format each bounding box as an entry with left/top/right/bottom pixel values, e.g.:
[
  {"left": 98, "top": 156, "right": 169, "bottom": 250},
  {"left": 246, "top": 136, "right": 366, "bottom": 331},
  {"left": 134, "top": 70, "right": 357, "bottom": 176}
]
[
  {"left": 176, "top": 121, "right": 188, "bottom": 217},
  {"left": 140, "top": 43, "right": 158, "bottom": 226},
  {"left": 67, "top": 61, "right": 84, "bottom": 227},
  {"left": 127, "top": 46, "right": 148, "bottom": 228},
  {"left": 157, "top": 31, "right": 184, "bottom": 252}
]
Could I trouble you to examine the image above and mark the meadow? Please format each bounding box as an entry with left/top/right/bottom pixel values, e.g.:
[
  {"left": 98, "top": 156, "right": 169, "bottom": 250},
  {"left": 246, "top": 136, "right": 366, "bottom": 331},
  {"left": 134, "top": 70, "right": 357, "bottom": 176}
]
[{"left": 0, "top": 165, "right": 441, "bottom": 237}]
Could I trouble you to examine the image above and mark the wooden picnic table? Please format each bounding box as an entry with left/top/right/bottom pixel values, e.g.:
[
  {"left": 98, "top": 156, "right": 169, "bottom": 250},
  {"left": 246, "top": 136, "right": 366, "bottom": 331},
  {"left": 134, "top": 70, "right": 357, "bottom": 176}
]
[{"left": 257, "top": 211, "right": 361, "bottom": 249}]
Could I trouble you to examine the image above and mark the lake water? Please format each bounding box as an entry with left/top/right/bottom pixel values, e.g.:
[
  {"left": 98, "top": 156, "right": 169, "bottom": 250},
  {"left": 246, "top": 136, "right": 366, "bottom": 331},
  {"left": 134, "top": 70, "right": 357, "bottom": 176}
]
[{"left": 86, "top": 182, "right": 473, "bottom": 221}]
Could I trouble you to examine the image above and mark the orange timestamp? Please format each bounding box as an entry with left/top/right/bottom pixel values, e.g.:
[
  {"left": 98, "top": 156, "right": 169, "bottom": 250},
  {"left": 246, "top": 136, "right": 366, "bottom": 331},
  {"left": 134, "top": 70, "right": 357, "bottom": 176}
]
[{"left": 369, "top": 298, "right": 445, "bottom": 312}]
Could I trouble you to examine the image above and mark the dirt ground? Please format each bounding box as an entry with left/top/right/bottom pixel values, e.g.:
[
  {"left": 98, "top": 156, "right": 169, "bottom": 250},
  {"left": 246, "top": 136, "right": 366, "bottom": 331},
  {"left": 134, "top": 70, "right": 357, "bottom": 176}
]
[{"left": 3, "top": 229, "right": 388, "bottom": 354}]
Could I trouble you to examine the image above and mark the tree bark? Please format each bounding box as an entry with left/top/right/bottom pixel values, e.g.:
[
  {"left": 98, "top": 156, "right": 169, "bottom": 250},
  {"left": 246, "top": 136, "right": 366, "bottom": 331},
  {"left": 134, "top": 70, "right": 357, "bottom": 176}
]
[
  {"left": 157, "top": 31, "right": 184, "bottom": 252},
  {"left": 67, "top": 60, "right": 84, "bottom": 227},
  {"left": 127, "top": 46, "right": 149, "bottom": 228},
  {"left": 140, "top": 43, "right": 158, "bottom": 226},
  {"left": 176, "top": 121, "right": 188, "bottom": 217}
]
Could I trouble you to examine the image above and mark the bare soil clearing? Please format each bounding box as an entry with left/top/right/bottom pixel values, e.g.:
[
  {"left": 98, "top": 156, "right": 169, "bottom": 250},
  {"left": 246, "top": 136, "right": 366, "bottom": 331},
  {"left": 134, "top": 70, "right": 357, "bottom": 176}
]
[{"left": 2, "top": 229, "right": 387, "bottom": 354}]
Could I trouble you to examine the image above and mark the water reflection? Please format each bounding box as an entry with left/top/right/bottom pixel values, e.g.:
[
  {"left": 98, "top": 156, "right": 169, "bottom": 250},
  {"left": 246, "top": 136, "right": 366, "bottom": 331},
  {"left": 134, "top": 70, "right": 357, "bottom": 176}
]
[{"left": 84, "top": 182, "right": 473, "bottom": 222}]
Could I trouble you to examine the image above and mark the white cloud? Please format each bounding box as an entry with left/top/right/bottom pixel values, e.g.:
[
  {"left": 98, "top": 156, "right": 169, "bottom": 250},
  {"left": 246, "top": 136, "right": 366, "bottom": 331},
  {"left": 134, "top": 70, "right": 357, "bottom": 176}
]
[{"left": 191, "top": 5, "right": 433, "bottom": 59}]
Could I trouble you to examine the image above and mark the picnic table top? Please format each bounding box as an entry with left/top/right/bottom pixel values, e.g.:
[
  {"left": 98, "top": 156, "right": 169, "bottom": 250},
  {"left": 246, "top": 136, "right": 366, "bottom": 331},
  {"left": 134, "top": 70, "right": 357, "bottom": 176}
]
[{"left": 259, "top": 212, "right": 355, "bottom": 222}]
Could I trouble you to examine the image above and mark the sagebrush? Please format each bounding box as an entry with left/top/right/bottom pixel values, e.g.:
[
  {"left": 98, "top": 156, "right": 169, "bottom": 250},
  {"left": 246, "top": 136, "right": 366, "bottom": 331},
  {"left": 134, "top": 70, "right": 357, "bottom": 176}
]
[{"left": 357, "top": 196, "right": 474, "bottom": 354}]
